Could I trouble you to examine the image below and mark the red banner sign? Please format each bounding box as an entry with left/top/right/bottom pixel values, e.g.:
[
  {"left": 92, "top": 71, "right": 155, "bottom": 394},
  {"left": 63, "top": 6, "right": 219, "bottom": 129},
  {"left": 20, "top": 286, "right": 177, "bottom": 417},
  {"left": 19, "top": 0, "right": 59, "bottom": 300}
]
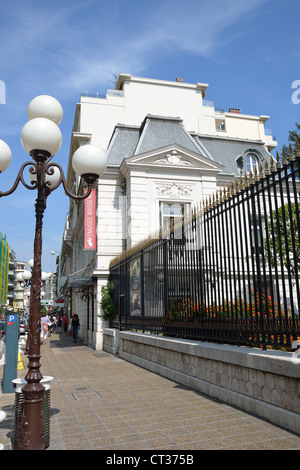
[{"left": 84, "top": 189, "right": 97, "bottom": 250}]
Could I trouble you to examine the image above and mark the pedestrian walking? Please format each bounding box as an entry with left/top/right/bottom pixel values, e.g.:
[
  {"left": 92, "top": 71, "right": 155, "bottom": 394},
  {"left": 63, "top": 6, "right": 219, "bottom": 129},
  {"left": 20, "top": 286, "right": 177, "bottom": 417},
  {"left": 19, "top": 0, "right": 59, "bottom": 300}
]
[
  {"left": 40, "top": 314, "right": 52, "bottom": 345},
  {"left": 57, "top": 315, "right": 62, "bottom": 333},
  {"left": 68, "top": 316, "right": 73, "bottom": 336},
  {"left": 71, "top": 314, "right": 80, "bottom": 342},
  {"left": 51, "top": 314, "right": 57, "bottom": 333},
  {"left": 61, "top": 314, "right": 68, "bottom": 335}
]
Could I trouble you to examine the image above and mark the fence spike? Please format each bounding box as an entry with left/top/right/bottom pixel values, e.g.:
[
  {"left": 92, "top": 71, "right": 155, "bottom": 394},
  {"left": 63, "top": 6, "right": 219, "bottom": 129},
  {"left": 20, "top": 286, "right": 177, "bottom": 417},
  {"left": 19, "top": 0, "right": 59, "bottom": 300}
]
[
  {"left": 244, "top": 171, "right": 249, "bottom": 188},
  {"left": 222, "top": 188, "right": 226, "bottom": 201},
  {"left": 231, "top": 181, "right": 236, "bottom": 196},
  {"left": 270, "top": 155, "right": 275, "bottom": 173},
  {"left": 264, "top": 157, "right": 269, "bottom": 176},
  {"left": 288, "top": 143, "right": 295, "bottom": 162},
  {"left": 235, "top": 177, "right": 239, "bottom": 193},
  {"left": 295, "top": 137, "right": 300, "bottom": 159},
  {"left": 276, "top": 151, "right": 281, "bottom": 169},
  {"left": 254, "top": 164, "right": 259, "bottom": 182},
  {"left": 282, "top": 147, "right": 288, "bottom": 165},
  {"left": 240, "top": 174, "right": 244, "bottom": 190},
  {"left": 259, "top": 161, "right": 264, "bottom": 179},
  {"left": 249, "top": 168, "right": 254, "bottom": 184}
]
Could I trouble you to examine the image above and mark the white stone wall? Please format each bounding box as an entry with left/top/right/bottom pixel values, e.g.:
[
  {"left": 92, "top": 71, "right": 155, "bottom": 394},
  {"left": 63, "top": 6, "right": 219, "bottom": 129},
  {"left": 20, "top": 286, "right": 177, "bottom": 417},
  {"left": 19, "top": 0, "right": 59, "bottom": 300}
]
[{"left": 78, "top": 75, "right": 275, "bottom": 151}]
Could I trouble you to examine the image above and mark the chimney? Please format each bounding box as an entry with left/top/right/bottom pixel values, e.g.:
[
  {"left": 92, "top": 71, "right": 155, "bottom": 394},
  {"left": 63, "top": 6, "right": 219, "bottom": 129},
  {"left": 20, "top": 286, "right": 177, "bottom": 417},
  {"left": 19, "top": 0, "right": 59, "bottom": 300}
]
[
  {"left": 228, "top": 108, "right": 241, "bottom": 114},
  {"left": 176, "top": 77, "right": 183, "bottom": 82}
]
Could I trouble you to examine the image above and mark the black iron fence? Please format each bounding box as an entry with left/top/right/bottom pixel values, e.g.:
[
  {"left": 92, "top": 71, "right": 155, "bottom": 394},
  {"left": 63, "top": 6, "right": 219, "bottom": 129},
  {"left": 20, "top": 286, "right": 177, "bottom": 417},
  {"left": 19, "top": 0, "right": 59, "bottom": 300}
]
[{"left": 110, "top": 146, "right": 300, "bottom": 350}]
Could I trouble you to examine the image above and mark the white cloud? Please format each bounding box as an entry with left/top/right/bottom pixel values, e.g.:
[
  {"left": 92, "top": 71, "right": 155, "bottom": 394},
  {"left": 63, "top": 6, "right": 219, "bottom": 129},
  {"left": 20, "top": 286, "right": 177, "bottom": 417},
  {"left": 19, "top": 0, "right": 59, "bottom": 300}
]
[
  {"left": 0, "top": 0, "right": 270, "bottom": 98},
  {"left": 61, "top": 0, "right": 271, "bottom": 92},
  {"left": 146, "top": 0, "right": 270, "bottom": 56}
]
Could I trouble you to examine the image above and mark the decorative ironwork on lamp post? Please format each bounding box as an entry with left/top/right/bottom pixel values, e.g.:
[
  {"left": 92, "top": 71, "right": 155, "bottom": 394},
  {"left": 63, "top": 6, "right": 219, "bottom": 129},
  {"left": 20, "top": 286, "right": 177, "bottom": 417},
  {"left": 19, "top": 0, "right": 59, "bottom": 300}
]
[
  {"left": 16, "top": 260, "right": 51, "bottom": 356},
  {"left": 0, "top": 95, "right": 107, "bottom": 450}
]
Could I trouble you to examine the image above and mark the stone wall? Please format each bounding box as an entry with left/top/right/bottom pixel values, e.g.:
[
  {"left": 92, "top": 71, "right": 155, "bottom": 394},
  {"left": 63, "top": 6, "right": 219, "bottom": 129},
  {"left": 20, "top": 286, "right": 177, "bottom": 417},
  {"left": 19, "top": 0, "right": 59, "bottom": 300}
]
[{"left": 103, "top": 328, "right": 300, "bottom": 434}]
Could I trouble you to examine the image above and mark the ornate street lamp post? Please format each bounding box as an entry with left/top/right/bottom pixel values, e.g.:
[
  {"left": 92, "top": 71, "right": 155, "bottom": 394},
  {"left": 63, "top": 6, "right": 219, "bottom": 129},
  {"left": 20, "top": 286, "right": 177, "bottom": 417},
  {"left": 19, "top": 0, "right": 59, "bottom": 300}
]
[{"left": 0, "top": 95, "right": 107, "bottom": 450}]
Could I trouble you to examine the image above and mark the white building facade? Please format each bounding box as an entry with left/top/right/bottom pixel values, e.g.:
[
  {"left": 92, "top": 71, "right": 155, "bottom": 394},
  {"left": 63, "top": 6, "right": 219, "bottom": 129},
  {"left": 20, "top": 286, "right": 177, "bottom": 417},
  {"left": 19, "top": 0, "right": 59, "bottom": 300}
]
[{"left": 58, "top": 74, "right": 277, "bottom": 350}]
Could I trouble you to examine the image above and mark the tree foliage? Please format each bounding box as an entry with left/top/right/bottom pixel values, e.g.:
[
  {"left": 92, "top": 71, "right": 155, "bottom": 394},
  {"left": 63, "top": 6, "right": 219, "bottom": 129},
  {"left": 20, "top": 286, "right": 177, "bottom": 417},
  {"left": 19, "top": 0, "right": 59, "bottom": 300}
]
[
  {"left": 281, "top": 122, "right": 300, "bottom": 157},
  {"left": 100, "top": 281, "right": 115, "bottom": 322},
  {"left": 264, "top": 202, "right": 300, "bottom": 275}
]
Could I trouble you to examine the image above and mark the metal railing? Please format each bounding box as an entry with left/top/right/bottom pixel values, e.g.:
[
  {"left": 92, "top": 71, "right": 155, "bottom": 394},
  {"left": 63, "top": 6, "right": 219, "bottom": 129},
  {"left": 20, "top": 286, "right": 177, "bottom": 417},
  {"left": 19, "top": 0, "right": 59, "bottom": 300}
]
[
  {"left": 80, "top": 89, "right": 124, "bottom": 99},
  {"left": 110, "top": 146, "right": 300, "bottom": 350}
]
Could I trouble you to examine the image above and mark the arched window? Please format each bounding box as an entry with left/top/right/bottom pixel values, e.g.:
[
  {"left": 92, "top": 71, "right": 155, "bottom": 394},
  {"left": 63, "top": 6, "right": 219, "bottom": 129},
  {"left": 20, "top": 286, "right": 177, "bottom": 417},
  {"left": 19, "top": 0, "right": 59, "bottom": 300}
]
[{"left": 245, "top": 154, "right": 258, "bottom": 175}]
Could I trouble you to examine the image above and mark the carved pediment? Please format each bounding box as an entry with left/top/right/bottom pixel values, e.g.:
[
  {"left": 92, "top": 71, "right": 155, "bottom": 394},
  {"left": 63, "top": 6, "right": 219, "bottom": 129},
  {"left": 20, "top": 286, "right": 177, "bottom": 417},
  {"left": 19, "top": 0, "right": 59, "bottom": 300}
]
[{"left": 121, "top": 145, "right": 223, "bottom": 172}]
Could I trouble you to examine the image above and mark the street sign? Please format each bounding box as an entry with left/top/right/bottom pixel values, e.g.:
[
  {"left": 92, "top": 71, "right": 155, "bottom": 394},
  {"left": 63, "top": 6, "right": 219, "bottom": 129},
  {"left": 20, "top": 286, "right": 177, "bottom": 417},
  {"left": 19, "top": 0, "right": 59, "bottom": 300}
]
[{"left": 2, "top": 313, "right": 20, "bottom": 393}]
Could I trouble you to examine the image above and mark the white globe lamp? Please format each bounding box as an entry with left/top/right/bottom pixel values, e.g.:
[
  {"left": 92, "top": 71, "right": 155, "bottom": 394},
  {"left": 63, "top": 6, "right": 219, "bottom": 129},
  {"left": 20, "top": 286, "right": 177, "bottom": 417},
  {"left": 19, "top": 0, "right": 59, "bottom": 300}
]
[
  {"left": 21, "top": 118, "right": 62, "bottom": 157},
  {"left": 27, "top": 95, "right": 63, "bottom": 125},
  {"left": 72, "top": 145, "right": 107, "bottom": 177},
  {"left": 41, "top": 272, "right": 49, "bottom": 282},
  {"left": 0, "top": 139, "right": 12, "bottom": 173},
  {"left": 22, "top": 270, "right": 32, "bottom": 281}
]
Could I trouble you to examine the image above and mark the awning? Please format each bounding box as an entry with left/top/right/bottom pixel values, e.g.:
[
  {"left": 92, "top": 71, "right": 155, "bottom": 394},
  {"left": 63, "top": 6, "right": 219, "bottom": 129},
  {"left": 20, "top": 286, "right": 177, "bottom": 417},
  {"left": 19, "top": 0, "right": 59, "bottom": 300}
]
[{"left": 68, "top": 276, "right": 93, "bottom": 288}]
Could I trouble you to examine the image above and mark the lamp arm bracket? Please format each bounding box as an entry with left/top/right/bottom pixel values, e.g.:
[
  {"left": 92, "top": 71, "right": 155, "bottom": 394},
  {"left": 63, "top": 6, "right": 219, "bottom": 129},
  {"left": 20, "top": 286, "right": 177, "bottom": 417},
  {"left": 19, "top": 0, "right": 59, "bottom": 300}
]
[
  {"left": 45, "top": 162, "right": 97, "bottom": 200},
  {"left": 0, "top": 159, "right": 97, "bottom": 200},
  {"left": 0, "top": 161, "right": 37, "bottom": 197}
]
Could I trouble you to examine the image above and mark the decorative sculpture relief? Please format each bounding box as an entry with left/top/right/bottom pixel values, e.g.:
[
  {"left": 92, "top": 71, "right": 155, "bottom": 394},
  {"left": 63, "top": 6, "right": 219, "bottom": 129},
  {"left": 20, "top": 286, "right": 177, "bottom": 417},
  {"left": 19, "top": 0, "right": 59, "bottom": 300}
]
[
  {"left": 156, "top": 182, "right": 193, "bottom": 198},
  {"left": 154, "top": 149, "right": 193, "bottom": 166}
]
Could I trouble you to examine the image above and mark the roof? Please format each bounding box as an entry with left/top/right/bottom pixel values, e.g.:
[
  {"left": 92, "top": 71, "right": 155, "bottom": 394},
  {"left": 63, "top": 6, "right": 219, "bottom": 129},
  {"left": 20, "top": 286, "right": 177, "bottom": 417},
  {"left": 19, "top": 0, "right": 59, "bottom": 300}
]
[
  {"left": 193, "top": 135, "right": 271, "bottom": 175},
  {"left": 135, "top": 115, "right": 202, "bottom": 155},
  {"left": 106, "top": 114, "right": 271, "bottom": 176}
]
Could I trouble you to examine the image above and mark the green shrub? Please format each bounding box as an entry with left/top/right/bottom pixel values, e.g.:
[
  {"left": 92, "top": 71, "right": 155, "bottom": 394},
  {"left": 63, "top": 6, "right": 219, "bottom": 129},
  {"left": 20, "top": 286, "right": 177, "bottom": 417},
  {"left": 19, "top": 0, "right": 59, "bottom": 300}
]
[{"left": 100, "top": 282, "right": 115, "bottom": 322}]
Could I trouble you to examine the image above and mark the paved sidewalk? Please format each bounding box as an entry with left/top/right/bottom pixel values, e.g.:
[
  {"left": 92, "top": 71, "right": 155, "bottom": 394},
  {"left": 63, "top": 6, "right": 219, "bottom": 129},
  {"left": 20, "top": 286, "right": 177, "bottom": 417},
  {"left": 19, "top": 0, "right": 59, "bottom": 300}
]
[{"left": 1, "top": 332, "right": 300, "bottom": 451}]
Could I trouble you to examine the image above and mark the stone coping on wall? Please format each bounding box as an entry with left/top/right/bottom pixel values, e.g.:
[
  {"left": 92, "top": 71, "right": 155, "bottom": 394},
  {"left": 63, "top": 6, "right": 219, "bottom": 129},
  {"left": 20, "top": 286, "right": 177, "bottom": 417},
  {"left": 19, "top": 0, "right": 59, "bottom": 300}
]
[{"left": 118, "top": 330, "right": 299, "bottom": 378}]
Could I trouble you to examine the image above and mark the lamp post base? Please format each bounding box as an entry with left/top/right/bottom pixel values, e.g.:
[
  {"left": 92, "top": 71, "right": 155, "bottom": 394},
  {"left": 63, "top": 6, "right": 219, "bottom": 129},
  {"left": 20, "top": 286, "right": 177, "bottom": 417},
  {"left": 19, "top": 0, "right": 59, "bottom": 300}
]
[{"left": 16, "top": 382, "right": 45, "bottom": 450}]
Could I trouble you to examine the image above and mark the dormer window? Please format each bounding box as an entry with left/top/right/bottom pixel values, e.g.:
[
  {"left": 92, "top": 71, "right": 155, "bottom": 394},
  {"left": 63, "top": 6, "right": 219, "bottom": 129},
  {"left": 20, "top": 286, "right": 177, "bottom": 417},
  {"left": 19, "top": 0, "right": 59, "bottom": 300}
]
[{"left": 236, "top": 150, "right": 262, "bottom": 176}]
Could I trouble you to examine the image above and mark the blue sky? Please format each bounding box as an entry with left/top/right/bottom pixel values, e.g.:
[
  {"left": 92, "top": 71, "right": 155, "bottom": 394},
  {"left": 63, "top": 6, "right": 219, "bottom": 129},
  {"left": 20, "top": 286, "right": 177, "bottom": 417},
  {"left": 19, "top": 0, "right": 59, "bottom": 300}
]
[{"left": 0, "top": 0, "right": 299, "bottom": 274}]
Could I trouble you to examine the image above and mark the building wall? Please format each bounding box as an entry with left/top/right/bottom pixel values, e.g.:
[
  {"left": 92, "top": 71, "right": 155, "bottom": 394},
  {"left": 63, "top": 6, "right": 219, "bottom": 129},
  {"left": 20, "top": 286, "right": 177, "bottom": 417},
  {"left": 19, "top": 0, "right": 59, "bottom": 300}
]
[
  {"left": 0, "top": 234, "right": 9, "bottom": 305},
  {"left": 96, "top": 173, "right": 125, "bottom": 271},
  {"left": 62, "top": 74, "right": 278, "bottom": 350},
  {"left": 78, "top": 75, "right": 275, "bottom": 151}
]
